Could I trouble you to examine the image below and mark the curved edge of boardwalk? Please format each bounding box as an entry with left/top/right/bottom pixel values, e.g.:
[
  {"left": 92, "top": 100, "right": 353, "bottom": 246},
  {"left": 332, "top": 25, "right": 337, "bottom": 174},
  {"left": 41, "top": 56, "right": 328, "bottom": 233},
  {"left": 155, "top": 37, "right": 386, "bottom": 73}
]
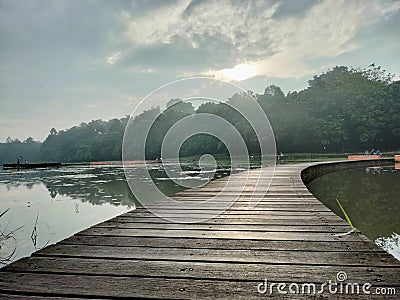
[{"left": 0, "top": 161, "right": 399, "bottom": 299}]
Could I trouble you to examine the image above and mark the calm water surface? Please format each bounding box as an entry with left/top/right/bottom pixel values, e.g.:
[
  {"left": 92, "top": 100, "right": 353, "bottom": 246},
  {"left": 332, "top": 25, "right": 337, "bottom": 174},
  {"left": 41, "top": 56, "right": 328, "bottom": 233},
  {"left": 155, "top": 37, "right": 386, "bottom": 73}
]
[
  {"left": 307, "top": 165, "right": 400, "bottom": 260},
  {"left": 0, "top": 164, "right": 234, "bottom": 267},
  {"left": 5, "top": 163, "right": 395, "bottom": 266}
]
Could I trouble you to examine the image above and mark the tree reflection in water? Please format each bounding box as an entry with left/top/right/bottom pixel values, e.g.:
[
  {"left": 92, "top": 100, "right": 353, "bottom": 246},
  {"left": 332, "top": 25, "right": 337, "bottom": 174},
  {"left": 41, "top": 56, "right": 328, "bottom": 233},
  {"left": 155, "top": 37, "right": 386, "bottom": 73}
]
[
  {"left": 0, "top": 164, "right": 233, "bottom": 266},
  {"left": 0, "top": 165, "right": 232, "bottom": 208}
]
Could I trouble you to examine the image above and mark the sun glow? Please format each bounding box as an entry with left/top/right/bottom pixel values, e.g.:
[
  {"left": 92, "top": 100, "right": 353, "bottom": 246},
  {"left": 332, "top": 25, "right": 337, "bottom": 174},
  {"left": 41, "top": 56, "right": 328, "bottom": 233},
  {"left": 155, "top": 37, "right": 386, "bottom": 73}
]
[{"left": 217, "top": 64, "right": 257, "bottom": 81}]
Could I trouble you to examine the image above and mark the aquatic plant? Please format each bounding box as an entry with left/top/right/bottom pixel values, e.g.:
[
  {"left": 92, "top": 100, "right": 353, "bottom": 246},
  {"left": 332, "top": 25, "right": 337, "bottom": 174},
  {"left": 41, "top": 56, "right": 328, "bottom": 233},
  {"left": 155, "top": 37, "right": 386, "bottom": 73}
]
[
  {"left": 31, "top": 214, "right": 50, "bottom": 251},
  {"left": 0, "top": 209, "right": 22, "bottom": 265},
  {"left": 334, "top": 199, "right": 356, "bottom": 236}
]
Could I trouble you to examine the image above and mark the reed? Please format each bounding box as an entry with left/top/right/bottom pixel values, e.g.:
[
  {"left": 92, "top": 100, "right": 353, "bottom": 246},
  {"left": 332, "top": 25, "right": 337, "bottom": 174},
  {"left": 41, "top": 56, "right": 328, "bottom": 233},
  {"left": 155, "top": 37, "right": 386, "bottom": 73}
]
[
  {"left": 334, "top": 199, "right": 356, "bottom": 236},
  {"left": 31, "top": 214, "right": 50, "bottom": 251},
  {"left": 0, "top": 209, "right": 22, "bottom": 265}
]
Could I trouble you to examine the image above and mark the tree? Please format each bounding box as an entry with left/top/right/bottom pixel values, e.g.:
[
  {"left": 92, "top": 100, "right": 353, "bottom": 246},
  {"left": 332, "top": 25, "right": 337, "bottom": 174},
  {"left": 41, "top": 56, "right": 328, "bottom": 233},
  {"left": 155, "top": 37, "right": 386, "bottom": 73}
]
[
  {"left": 2, "top": 64, "right": 398, "bottom": 163},
  {"left": 50, "top": 128, "right": 57, "bottom": 136}
]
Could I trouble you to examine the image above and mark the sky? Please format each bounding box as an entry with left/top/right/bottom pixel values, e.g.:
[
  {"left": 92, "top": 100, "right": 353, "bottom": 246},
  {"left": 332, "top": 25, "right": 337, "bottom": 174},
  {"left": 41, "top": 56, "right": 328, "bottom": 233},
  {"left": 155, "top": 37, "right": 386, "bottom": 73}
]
[{"left": 1, "top": 0, "right": 399, "bottom": 142}]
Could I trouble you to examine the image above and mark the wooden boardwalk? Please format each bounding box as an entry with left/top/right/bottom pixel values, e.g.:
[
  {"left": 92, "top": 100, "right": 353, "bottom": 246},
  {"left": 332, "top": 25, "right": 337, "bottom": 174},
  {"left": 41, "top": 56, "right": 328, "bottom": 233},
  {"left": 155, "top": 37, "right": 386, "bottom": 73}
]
[{"left": 0, "top": 163, "right": 399, "bottom": 298}]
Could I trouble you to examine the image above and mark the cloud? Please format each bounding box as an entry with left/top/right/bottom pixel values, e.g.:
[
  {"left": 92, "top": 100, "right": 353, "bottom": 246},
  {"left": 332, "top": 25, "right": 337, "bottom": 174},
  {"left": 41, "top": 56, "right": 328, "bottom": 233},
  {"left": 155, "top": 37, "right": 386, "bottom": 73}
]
[
  {"left": 107, "top": 51, "right": 122, "bottom": 65},
  {"left": 114, "top": 0, "right": 400, "bottom": 81},
  {"left": 271, "top": 0, "right": 317, "bottom": 18},
  {"left": 208, "top": 0, "right": 400, "bottom": 80},
  {"left": 118, "top": 0, "right": 278, "bottom": 67},
  {"left": 214, "top": 64, "right": 257, "bottom": 81}
]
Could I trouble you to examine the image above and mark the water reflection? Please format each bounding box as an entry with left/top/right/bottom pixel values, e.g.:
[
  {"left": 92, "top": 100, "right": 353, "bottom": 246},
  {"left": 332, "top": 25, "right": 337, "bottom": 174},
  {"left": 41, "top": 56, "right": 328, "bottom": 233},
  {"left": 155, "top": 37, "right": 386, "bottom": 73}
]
[
  {"left": 0, "top": 164, "right": 235, "bottom": 267},
  {"left": 307, "top": 165, "right": 400, "bottom": 260},
  {"left": 0, "top": 166, "right": 137, "bottom": 207},
  {"left": 365, "top": 166, "right": 382, "bottom": 174},
  {"left": 0, "top": 167, "right": 136, "bottom": 267}
]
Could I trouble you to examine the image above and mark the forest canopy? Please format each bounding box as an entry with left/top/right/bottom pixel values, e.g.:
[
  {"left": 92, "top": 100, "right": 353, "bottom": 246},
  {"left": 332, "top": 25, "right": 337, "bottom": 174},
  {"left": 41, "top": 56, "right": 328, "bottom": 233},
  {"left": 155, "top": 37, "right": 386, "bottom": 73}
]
[{"left": 1, "top": 65, "right": 399, "bottom": 163}]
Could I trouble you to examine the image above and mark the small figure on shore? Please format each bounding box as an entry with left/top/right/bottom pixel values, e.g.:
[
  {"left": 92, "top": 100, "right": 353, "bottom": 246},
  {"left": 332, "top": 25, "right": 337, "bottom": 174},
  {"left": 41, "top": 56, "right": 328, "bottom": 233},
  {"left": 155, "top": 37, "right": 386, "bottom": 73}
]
[
  {"left": 370, "top": 148, "right": 375, "bottom": 155},
  {"left": 375, "top": 149, "right": 381, "bottom": 157},
  {"left": 277, "top": 152, "right": 284, "bottom": 160},
  {"left": 364, "top": 150, "right": 369, "bottom": 156}
]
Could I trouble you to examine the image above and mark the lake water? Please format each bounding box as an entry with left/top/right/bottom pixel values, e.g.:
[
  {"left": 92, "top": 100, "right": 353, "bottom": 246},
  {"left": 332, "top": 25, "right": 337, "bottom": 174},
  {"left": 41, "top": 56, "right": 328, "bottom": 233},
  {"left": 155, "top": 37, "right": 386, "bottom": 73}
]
[
  {"left": 3, "top": 162, "right": 398, "bottom": 267},
  {"left": 0, "top": 163, "right": 234, "bottom": 267},
  {"left": 307, "top": 164, "right": 400, "bottom": 261}
]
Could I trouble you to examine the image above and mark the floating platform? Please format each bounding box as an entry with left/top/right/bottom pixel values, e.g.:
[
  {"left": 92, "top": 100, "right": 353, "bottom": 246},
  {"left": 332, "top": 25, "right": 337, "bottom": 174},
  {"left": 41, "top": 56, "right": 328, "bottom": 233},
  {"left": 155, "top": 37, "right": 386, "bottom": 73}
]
[
  {"left": 2, "top": 162, "right": 61, "bottom": 169},
  {"left": 0, "top": 162, "right": 398, "bottom": 298}
]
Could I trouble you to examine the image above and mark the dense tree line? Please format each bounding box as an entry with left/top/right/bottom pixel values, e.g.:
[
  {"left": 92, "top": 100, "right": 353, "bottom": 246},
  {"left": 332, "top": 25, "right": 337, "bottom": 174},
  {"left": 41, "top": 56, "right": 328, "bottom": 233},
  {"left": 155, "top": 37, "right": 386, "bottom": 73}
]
[
  {"left": 1, "top": 65, "right": 399, "bottom": 163},
  {"left": 0, "top": 137, "right": 42, "bottom": 163},
  {"left": 0, "top": 118, "right": 128, "bottom": 163},
  {"left": 259, "top": 65, "right": 399, "bottom": 152},
  {"left": 41, "top": 118, "right": 128, "bottom": 162}
]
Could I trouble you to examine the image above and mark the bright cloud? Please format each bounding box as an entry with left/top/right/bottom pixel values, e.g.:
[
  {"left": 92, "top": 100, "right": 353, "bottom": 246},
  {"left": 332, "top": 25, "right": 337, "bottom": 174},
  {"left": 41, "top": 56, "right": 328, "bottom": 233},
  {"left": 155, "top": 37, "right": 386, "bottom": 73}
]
[
  {"left": 215, "top": 64, "right": 257, "bottom": 82},
  {"left": 119, "top": 0, "right": 400, "bottom": 81},
  {"left": 244, "top": 0, "right": 400, "bottom": 79},
  {"left": 107, "top": 51, "right": 122, "bottom": 65},
  {"left": 122, "top": 0, "right": 278, "bottom": 56}
]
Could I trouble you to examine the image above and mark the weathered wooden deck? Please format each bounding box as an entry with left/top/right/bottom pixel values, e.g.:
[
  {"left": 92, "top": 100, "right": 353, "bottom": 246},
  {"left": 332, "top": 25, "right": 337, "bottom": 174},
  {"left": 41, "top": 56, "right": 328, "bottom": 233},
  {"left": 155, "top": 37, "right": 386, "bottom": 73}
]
[{"left": 0, "top": 163, "right": 399, "bottom": 298}]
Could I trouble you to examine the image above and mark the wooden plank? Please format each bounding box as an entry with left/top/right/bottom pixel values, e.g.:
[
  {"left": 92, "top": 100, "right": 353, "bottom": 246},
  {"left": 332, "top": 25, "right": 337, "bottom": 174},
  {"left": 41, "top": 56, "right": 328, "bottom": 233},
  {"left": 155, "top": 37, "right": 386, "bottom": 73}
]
[
  {"left": 77, "top": 227, "right": 372, "bottom": 242},
  {"left": 135, "top": 206, "right": 332, "bottom": 212},
  {"left": 32, "top": 244, "right": 399, "bottom": 267},
  {"left": 121, "top": 212, "right": 344, "bottom": 220},
  {"left": 173, "top": 192, "right": 314, "bottom": 196},
  {"left": 128, "top": 208, "right": 332, "bottom": 214},
  {"left": 4, "top": 257, "right": 400, "bottom": 285},
  {"left": 60, "top": 235, "right": 379, "bottom": 252},
  {"left": 94, "top": 222, "right": 351, "bottom": 233},
  {"left": 171, "top": 197, "right": 320, "bottom": 202},
  {"left": 5, "top": 272, "right": 389, "bottom": 299},
  {"left": 104, "top": 215, "right": 348, "bottom": 226},
  {"left": 172, "top": 194, "right": 316, "bottom": 198}
]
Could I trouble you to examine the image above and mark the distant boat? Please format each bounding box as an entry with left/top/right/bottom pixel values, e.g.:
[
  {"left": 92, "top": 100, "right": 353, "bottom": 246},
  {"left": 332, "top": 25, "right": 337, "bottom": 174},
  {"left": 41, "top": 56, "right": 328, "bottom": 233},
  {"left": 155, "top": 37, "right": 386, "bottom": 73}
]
[{"left": 2, "top": 162, "right": 61, "bottom": 169}]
